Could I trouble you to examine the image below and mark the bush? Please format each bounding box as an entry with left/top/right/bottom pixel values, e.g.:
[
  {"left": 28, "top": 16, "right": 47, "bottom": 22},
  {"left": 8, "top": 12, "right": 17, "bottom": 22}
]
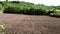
[
  {"left": 3, "top": 6, "right": 46, "bottom": 15},
  {"left": 23, "top": 8, "right": 36, "bottom": 15},
  {"left": 0, "top": 24, "right": 5, "bottom": 31},
  {"left": 46, "top": 10, "right": 55, "bottom": 15},
  {"left": 23, "top": 8, "right": 46, "bottom": 15},
  {"left": 0, "top": 24, "right": 5, "bottom": 34},
  {"left": 3, "top": 6, "right": 23, "bottom": 14},
  {"left": 50, "top": 12, "right": 60, "bottom": 18},
  {"left": 0, "top": 2, "right": 4, "bottom": 5}
]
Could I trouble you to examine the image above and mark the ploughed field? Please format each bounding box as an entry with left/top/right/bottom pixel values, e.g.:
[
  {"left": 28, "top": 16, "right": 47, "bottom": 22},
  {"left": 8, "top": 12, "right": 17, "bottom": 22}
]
[{"left": 0, "top": 14, "right": 60, "bottom": 34}]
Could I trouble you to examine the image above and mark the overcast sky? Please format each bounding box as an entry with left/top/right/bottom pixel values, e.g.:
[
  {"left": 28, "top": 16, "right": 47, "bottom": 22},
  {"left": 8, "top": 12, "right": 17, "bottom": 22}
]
[{"left": 0, "top": 0, "right": 60, "bottom": 6}]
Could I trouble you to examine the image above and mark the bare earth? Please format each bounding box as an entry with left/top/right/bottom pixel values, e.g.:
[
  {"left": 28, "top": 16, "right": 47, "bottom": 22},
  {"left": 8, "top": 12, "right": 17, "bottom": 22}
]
[{"left": 0, "top": 14, "right": 60, "bottom": 34}]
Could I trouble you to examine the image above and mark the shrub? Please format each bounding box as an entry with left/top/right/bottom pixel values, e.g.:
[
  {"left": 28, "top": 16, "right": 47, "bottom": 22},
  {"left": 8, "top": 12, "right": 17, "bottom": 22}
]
[
  {"left": 0, "top": 3, "right": 3, "bottom": 10},
  {"left": 23, "top": 8, "right": 36, "bottom": 15},
  {"left": 46, "top": 10, "right": 55, "bottom": 15},
  {"left": 0, "top": 2, "right": 4, "bottom": 5},
  {"left": 23, "top": 8, "right": 46, "bottom": 15},
  {"left": 3, "top": 6, "right": 46, "bottom": 15},
  {"left": 0, "top": 24, "right": 5, "bottom": 31},
  {"left": 50, "top": 12, "right": 60, "bottom": 18},
  {"left": 0, "top": 24, "right": 5, "bottom": 34},
  {"left": 3, "top": 6, "right": 23, "bottom": 14}
]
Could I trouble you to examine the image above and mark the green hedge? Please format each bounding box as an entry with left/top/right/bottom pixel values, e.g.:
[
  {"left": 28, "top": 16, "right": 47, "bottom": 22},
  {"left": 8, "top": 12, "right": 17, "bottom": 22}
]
[
  {"left": 50, "top": 12, "right": 60, "bottom": 18},
  {"left": 3, "top": 6, "right": 23, "bottom": 14},
  {"left": 3, "top": 6, "right": 46, "bottom": 15},
  {"left": 23, "top": 8, "right": 46, "bottom": 15},
  {"left": 3, "top": 6, "right": 60, "bottom": 17}
]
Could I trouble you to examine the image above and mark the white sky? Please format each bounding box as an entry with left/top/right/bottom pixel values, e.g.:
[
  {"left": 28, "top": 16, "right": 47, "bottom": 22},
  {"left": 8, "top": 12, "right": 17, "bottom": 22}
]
[{"left": 0, "top": 0, "right": 60, "bottom": 6}]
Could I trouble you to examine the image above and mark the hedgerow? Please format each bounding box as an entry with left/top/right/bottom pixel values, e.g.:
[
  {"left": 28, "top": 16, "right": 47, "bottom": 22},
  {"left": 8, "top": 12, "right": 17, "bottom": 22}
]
[
  {"left": 3, "top": 6, "right": 23, "bottom": 14},
  {"left": 0, "top": 1, "right": 59, "bottom": 17},
  {"left": 3, "top": 6, "right": 47, "bottom": 15}
]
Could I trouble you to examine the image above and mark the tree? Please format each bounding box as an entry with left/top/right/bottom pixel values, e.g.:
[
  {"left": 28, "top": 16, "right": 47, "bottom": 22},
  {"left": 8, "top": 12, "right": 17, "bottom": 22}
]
[{"left": 6, "top": 0, "right": 8, "bottom": 2}]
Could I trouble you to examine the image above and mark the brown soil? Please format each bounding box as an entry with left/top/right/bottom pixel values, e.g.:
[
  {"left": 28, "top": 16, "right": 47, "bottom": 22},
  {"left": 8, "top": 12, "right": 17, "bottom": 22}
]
[{"left": 0, "top": 14, "right": 60, "bottom": 34}]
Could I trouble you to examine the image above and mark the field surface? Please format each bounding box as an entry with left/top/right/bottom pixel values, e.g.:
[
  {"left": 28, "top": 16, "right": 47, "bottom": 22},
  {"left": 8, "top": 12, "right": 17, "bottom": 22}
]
[{"left": 0, "top": 14, "right": 60, "bottom": 34}]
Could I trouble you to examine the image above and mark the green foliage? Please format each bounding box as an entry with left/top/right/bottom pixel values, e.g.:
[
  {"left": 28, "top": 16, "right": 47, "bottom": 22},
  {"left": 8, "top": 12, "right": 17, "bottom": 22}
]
[
  {"left": 0, "top": 24, "right": 5, "bottom": 31},
  {"left": 55, "top": 10, "right": 60, "bottom": 12},
  {"left": 4, "top": 6, "right": 47, "bottom": 15},
  {"left": 0, "top": 24, "right": 5, "bottom": 34},
  {"left": 0, "top": 1, "right": 60, "bottom": 17},
  {"left": 4, "top": 6, "right": 23, "bottom": 14},
  {"left": 50, "top": 12, "right": 60, "bottom": 18},
  {"left": 23, "top": 8, "right": 46, "bottom": 15},
  {"left": 0, "top": 3, "right": 3, "bottom": 10},
  {"left": 46, "top": 10, "right": 55, "bottom": 15}
]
